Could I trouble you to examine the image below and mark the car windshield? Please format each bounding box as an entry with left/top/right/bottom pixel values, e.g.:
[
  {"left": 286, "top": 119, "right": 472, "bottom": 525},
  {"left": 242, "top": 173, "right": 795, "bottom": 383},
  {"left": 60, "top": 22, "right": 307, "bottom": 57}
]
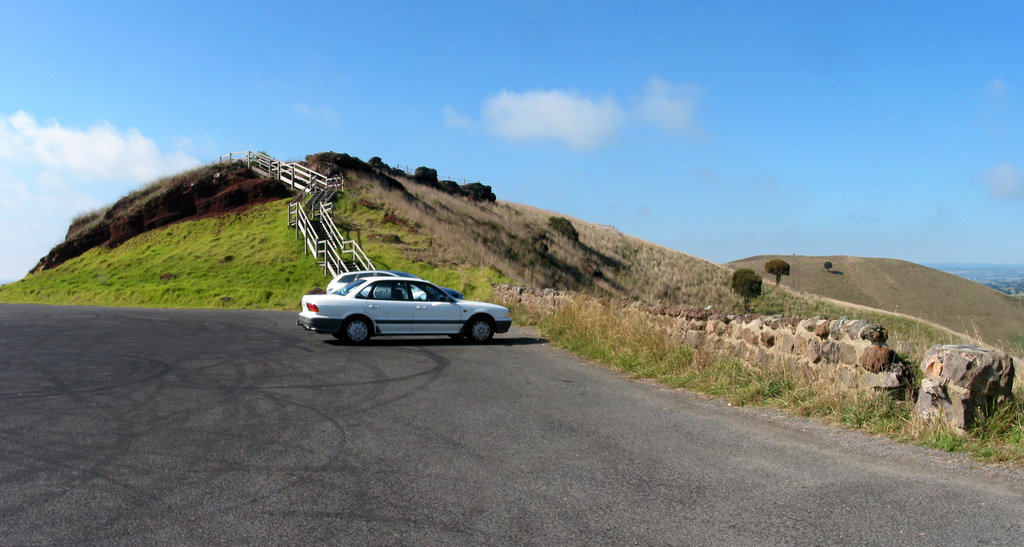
[{"left": 336, "top": 279, "right": 367, "bottom": 296}]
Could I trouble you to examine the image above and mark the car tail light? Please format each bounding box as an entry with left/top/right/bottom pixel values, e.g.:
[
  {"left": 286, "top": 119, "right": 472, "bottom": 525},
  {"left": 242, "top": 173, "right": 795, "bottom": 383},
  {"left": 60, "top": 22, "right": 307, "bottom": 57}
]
[{"left": 305, "top": 302, "right": 320, "bottom": 313}]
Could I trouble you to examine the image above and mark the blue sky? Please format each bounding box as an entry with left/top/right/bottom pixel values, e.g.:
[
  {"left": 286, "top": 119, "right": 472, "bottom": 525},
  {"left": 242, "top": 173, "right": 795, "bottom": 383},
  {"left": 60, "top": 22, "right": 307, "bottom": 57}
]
[{"left": 2, "top": 0, "right": 1022, "bottom": 282}]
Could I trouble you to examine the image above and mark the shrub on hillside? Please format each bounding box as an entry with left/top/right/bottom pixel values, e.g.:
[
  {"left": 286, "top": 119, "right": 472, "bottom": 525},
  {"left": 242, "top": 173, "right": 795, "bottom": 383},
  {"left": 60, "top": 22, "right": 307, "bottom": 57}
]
[
  {"left": 548, "top": 216, "right": 579, "bottom": 242},
  {"left": 731, "top": 268, "right": 762, "bottom": 309},
  {"left": 765, "top": 259, "right": 791, "bottom": 285}
]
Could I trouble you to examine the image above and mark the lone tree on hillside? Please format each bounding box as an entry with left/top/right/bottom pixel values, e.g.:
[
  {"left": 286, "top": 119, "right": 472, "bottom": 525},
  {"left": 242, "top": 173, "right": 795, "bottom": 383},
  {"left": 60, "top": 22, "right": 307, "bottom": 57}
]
[
  {"left": 765, "top": 258, "right": 791, "bottom": 285},
  {"left": 731, "top": 268, "right": 762, "bottom": 310},
  {"left": 824, "top": 260, "right": 833, "bottom": 272}
]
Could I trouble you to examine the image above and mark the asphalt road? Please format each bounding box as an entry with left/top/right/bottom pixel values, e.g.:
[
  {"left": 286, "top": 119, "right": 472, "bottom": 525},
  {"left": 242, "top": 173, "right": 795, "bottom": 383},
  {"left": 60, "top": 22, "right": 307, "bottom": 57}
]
[{"left": 1, "top": 304, "right": 1023, "bottom": 545}]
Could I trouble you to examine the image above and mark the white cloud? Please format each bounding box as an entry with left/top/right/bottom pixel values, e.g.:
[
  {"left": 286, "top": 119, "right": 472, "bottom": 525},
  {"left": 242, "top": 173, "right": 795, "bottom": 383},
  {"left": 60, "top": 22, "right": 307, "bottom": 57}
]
[
  {"left": 637, "top": 77, "right": 702, "bottom": 138},
  {"left": 0, "top": 111, "right": 199, "bottom": 183},
  {"left": 980, "top": 163, "right": 1023, "bottom": 200},
  {"left": 0, "top": 168, "right": 103, "bottom": 281},
  {"left": 481, "top": 89, "right": 625, "bottom": 150},
  {"left": 0, "top": 111, "right": 200, "bottom": 281},
  {"left": 462, "top": 78, "right": 706, "bottom": 150}
]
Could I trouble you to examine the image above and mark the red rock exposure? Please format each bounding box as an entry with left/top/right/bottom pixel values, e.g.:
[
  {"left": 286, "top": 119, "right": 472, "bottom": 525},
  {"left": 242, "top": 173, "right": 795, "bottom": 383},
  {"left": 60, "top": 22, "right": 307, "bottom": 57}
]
[{"left": 31, "top": 162, "right": 292, "bottom": 273}]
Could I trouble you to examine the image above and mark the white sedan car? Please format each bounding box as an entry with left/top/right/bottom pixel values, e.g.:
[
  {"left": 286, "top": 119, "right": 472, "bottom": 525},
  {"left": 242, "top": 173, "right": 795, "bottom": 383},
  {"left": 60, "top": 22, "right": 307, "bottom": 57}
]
[{"left": 299, "top": 276, "right": 511, "bottom": 343}]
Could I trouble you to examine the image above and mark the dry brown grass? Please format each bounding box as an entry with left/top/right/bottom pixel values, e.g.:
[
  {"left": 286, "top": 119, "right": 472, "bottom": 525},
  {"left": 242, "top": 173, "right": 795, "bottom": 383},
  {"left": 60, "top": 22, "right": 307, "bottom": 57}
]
[
  {"left": 343, "top": 170, "right": 746, "bottom": 313},
  {"left": 335, "top": 164, "right": 1020, "bottom": 383}
]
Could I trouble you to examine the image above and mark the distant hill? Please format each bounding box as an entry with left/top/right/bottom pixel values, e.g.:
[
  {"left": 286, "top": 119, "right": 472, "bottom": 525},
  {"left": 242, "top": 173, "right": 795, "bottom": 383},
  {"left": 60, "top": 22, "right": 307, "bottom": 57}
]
[
  {"left": 928, "top": 264, "right": 1024, "bottom": 296},
  {"left": 728, "top": 255, "right": 1024, "bottom": 350}
]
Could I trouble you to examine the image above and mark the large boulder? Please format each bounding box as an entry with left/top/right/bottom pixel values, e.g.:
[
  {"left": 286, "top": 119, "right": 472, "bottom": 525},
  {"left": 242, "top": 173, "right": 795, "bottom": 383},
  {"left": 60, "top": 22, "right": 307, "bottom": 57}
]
[
  {"left": 460, "top": 182, "right": 496, "bottom": 202},
  {"left": 305, "top": 151, "right": 370, "bottom": 177},
  {"left": 858, "top": 344, "right": 896, "bottom": 373},
  {"left": 915, "top": 345, "right": 1015, "bottom": 430}
]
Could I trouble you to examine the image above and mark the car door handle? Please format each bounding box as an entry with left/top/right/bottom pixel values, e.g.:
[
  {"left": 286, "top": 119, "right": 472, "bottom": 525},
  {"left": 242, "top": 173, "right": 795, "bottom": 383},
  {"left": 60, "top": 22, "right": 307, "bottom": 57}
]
[
  {"left": 367, "top": 304, "right": 380, "bottom": 309},
  {"left": 416, "top": 305, "right": 427, "bottom": 310}
]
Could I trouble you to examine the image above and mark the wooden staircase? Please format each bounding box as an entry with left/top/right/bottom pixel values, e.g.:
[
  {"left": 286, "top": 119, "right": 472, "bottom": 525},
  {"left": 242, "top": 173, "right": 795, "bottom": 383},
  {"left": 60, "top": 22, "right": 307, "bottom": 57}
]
[{"left": 221, "top": 151, "right": 374, "bottom": 278}]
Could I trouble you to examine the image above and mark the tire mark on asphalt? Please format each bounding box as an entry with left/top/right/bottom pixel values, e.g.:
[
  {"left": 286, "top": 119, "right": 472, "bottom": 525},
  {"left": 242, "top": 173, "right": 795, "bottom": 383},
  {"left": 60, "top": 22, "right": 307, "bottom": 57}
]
[{"left": 0, "top": 306, "right": 469, "bottom": 543}]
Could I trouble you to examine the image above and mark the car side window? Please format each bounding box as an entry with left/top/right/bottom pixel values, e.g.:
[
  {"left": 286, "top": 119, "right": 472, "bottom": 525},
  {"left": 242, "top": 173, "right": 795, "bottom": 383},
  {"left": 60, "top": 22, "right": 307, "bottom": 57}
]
[
  {"left": 359, "top": 280, "right": 409, "bottom": 301},
  {"left": 410, "top": 281, "right": 448, "bottom": 302},
  {"left": 372, "top": 282, "right": 393, "bottom": 300},
  {"left": 392, "top": 282, "right": 409, "bottom": 301},
  {"left": 356, "top": 284, "right": 374, "bottom": 299},
  {"left": 409, "top": 283, "right": 427, "bottom": 301}
]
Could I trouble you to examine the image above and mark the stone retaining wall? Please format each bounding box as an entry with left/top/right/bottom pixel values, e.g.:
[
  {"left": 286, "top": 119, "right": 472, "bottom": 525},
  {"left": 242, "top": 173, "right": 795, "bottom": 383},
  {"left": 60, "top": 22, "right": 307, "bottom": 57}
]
[
  {"left": 494, "top": 285, "right": 1017, "bottom": 430},
  {"left": 494, "top": 284, "right": 910, "bottom": 392}
]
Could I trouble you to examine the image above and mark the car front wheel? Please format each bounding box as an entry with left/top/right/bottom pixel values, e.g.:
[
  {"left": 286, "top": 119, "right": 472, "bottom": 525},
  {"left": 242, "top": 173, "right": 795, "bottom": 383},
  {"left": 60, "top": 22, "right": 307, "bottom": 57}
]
[
  {"left": 335, "top": 317, "right": 372, "bottom": 344},
  {"left": 464, "top": 317, "right": 494, "bottom": 343}
]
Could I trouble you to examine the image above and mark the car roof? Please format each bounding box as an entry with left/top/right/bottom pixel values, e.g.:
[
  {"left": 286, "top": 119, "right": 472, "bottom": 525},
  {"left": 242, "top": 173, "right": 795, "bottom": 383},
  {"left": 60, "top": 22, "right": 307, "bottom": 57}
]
[
  {"left": 359, "top": 275, "right": 432, "bottom": 284},
  {"left": 382, "top": 270, "right": 419, "bottom": 278},
  {"left": 334, "top": 270, "right": 419, "bottom": 280}
]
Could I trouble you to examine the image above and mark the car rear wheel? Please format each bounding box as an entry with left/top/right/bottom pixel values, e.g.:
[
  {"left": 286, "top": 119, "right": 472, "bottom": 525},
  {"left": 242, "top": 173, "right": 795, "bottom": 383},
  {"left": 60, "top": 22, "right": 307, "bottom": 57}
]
[
  {"left": 465, "top": 316, "right": 494, "bottom": 343},
  {"left": 335, "top": 317, "right": 371, "bottom": 344}
]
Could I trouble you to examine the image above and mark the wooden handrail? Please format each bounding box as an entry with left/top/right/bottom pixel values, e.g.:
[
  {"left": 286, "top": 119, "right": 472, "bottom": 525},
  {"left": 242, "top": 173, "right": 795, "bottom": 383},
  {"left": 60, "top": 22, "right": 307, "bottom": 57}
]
[{"left": 247, "top": 150, "right": 371, "bottom": 278}]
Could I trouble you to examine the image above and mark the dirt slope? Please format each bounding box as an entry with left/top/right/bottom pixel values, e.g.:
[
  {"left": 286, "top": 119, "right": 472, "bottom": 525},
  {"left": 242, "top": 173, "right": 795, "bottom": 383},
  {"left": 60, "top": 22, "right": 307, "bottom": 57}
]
[{"left": 31, "top": 162, "right": 290, "bottom": 273}]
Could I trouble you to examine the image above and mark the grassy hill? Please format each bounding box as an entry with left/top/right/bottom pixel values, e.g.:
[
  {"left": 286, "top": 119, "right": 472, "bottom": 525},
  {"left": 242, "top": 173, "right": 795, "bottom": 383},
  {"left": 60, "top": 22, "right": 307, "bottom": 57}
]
[
  {"left": 0, "top": 200, "right": 330, "bottom": 309},
  {"left": 729, "top": 255, "right": 1024, "bottom": 354},
  {"left": 0, "top": 158, "right": 745, "bottom": 313}
]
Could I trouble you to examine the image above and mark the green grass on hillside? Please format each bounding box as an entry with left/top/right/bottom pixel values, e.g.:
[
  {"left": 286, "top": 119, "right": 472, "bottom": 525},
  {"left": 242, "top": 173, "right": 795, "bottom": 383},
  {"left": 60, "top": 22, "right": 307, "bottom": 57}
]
[
  {"left": 0, "top": 193, "right": 513, "bottom": 309},
  {"left": 329, "top": 190, "right": 512, "bottom": 301},
  {"left": 0, "top": 200, "right": 327, "bottom": 309}
]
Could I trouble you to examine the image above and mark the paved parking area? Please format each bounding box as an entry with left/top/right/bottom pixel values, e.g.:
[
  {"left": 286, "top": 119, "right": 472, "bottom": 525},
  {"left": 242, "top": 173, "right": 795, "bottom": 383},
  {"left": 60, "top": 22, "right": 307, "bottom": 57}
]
[{"left": 2, "top": 304, "right": 1023, "bottom": 545}]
